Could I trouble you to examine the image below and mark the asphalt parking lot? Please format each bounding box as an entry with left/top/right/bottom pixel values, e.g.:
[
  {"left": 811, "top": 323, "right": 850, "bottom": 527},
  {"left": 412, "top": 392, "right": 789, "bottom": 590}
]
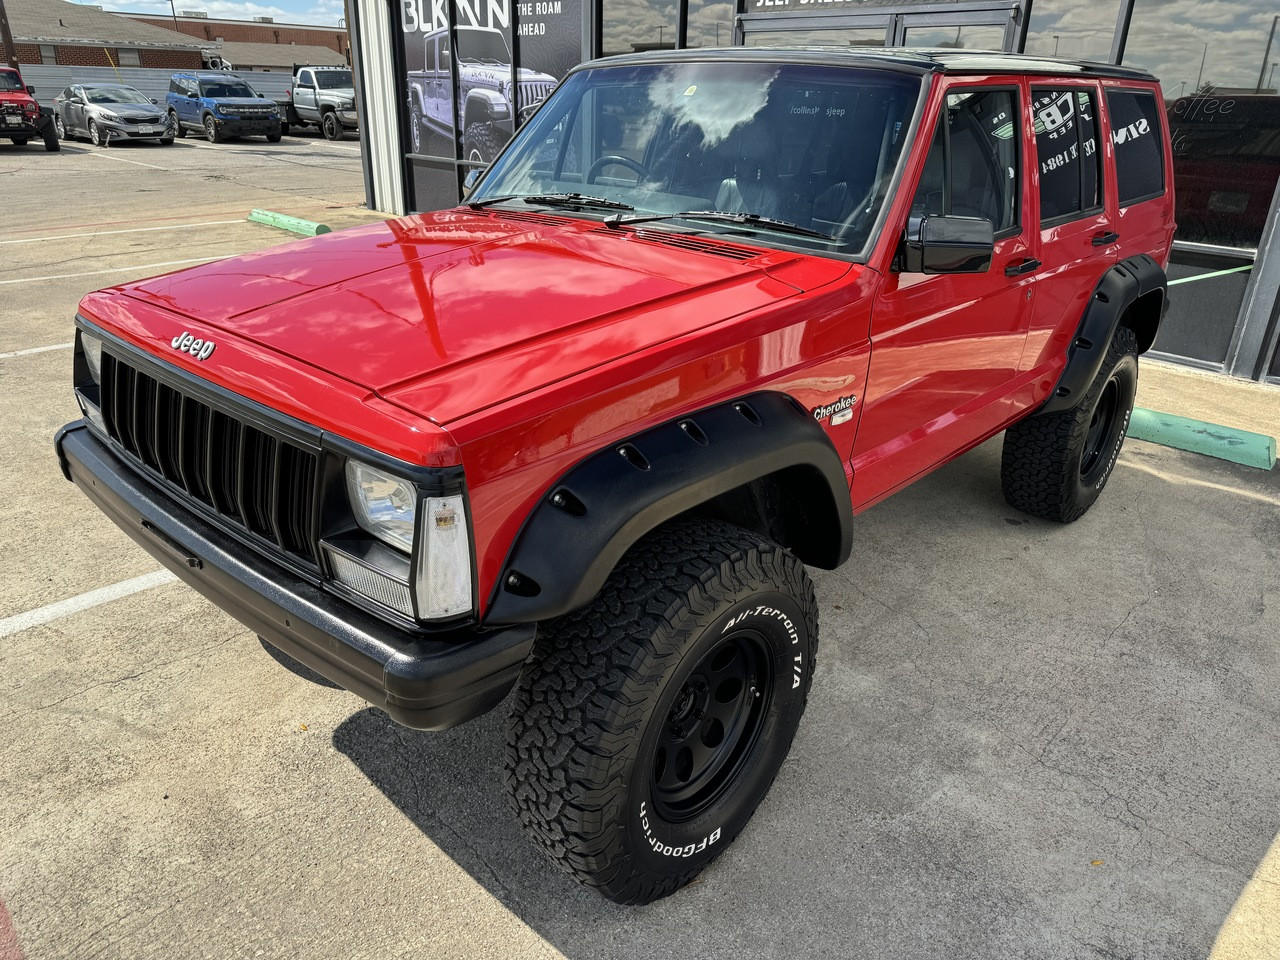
[{"left": 2, "top": 136, "right": 1278, "bottom": 960}]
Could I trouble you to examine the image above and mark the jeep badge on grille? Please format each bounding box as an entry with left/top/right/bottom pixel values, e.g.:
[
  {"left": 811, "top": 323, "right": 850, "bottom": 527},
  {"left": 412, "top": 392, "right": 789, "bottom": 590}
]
[{"left": 171, "top": 331, "right": 215, "bottom": 361}]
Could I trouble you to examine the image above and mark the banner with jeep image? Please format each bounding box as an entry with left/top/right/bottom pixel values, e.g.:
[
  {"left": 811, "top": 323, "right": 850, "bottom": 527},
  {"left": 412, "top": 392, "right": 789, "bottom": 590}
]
[{"left": 399, "top": 0, "right": 581, "bottom": 210}]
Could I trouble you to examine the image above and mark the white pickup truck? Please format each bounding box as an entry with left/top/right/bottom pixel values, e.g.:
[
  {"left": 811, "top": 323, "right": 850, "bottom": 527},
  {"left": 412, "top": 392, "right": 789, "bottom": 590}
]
[{"left": 285, "top": 65, "right": 358, "bottom": 141}]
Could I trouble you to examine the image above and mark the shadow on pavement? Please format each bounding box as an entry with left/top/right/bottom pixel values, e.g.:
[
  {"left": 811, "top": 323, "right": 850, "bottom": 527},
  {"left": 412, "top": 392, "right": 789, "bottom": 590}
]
[{"left": 333, "top": 440, "right": 1280, "bottom": 960}]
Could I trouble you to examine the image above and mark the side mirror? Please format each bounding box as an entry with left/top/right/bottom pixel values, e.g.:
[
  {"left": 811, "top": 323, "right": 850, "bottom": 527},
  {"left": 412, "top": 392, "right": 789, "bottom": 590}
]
[
  {"left": 903, "top": 215, "right": 995, "bottom": 274},
  {"left": 26, "top": 85, "right": 35, "bottom": 95},
  {"left": 187, "top": 91, "right": 198, "bottom": 98},
  {"left": 462, "top": 167, "right": 486, "bottom": 194},
  {"left": 150, "top": 97, "right": 159, "bottom": 104},
  {"left": 257, "top": 92, "right": 265, "bottom": 98}
]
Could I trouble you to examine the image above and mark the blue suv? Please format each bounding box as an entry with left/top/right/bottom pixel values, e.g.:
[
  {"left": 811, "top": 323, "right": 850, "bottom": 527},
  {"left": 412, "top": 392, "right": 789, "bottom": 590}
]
[{"left": 166, "top": 72, "right": 282, "bottom": 143}]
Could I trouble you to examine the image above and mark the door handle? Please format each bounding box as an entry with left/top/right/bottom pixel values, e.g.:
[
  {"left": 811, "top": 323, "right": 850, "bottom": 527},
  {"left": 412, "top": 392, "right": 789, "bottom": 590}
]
[
  {"left": 1004, "top": 257, "right": 1041, "bottom": 277},
  {"left": 1091, "top": 231, "right": 1120, "bottom": 246}
]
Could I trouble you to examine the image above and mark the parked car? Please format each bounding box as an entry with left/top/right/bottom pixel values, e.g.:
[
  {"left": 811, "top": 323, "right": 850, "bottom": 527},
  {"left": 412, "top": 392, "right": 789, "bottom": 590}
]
[
  {"left": 0, "top": 65, "right": 59, "bottom": 151},
  {"left": 286, "top": 65, "right": 358, "bottom": 141},
  {"left": 53, "top": 84, "right": 175, "bottom": 147},
  {"left": 165, "top": 72, "right": 282, "bottom": 143},
  {"left": 57, "top": 49, "right": 1174, "bottom": 905},
  {"left": 407, "top": 26, "right": 556, "bottom": 161}
]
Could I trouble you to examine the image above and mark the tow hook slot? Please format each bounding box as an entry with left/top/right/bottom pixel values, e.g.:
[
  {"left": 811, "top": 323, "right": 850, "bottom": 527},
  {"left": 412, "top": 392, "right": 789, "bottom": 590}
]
[{"left": 140, "top": 520, "right": 203, "bottom": 570}]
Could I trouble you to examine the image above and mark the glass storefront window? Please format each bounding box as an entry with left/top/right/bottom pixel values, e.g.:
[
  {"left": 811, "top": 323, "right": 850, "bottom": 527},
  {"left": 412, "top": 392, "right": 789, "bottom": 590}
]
[
  {"left": 600, "top": 0, "right": 678, "bottom": 57},
  {"left": 1123, "top": 0, "right": 1280, "bottom": 249},
  {"left": 745, "top": 27, "right": 887, "bottom": 47},
  {"left": 901, "top": 23, "right": 1006, "bottom": 50},
  {"left": 1023, "top": 0, "right": 1121, "bottom": 62}
]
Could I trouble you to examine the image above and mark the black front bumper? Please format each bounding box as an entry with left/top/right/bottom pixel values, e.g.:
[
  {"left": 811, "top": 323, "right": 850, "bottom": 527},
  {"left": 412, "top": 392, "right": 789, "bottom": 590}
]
[
  {"left": 55, "top": 421, "right": 535, "bottom": 730},
  {"left": 217, "top": 117, "right": 281, "bottom": 136}
]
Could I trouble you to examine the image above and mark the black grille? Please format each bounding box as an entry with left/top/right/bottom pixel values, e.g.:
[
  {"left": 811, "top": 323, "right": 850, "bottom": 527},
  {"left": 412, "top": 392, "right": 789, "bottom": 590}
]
[
  {"left": 122, "top": 115, "right": 163, "bottom": 125},
  {"left": 98, "top": 353, "right": 319, "bottom": 564}
]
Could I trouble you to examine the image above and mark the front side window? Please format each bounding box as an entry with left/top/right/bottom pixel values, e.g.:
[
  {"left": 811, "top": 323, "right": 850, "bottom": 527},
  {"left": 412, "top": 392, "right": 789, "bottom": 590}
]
[
  {"left": 910, "top": 88, "right": 1020, "bottom": 234},
  {"left": 1033, "top": 87, "right": 1102, "bottom": 222},
  {"left": 1107, "top": 89, "right": 1164, "bottom": 205},
  {"left": 472, "top": 62, "right": 922, "bottom": 257}
]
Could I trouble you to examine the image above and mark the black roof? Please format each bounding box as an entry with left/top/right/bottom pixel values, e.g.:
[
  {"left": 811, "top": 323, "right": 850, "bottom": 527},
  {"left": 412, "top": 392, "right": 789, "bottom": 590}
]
[{"left": 577, "top": 47, "right": 1158, "bottom": 83}]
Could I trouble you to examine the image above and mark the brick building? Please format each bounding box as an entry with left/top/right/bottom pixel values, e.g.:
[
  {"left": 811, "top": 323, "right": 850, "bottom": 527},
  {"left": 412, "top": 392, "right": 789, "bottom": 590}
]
[
  {"left": 121, "top": 12, "right": 349, "bottom": 59},
  {"left": 6, "top": 0, "right": 204, "bottom": 70}
]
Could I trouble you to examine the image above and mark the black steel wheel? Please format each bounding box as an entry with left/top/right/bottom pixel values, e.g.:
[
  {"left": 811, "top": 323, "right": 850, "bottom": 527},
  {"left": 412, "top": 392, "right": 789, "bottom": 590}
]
[
  {"left": 652, "top": 630, "right": 773, "bottom": 823},
  {"left": 507, "top": 518, "right": 819, "bottom": 905}
]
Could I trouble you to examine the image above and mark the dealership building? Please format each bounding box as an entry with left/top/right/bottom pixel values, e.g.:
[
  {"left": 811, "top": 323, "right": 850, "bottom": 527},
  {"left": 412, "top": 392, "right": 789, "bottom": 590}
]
[{"left": 344, "top": 0, "right": 1280, "bottom": 382}]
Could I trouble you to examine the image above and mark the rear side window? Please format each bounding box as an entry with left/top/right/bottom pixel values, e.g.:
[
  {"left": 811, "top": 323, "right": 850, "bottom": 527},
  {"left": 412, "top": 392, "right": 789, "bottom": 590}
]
[
  {"left": 1107, "top": 89, "right": 1164, "bottom": 205},
  {"left": 1033, "top": 88, "right": 1102, "bottom": 222},
  {"left": 911, "top": 88, "right": 1021, "bottom": 234}
]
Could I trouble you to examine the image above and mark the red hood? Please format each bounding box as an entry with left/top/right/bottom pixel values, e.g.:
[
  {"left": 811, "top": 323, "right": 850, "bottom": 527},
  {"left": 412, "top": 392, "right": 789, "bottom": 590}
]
[
  {"left": 105, "top": 209, "right": 851, "bottom": 423},
  {"left": 0, "top": 91, "right": 36, "bottom": 106}
]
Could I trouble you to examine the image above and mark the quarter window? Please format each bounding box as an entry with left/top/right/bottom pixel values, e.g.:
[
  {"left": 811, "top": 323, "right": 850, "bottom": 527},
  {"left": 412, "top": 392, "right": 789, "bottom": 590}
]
[
  {"left": 1033, "top": 87, "right": 1102, "bottom": 222},
  {"left": 1107, "top": 90, "right": 1165, "bottom": 205},
  {"left": 911, "top": 88, "right": 1020, "bottom": 234}
]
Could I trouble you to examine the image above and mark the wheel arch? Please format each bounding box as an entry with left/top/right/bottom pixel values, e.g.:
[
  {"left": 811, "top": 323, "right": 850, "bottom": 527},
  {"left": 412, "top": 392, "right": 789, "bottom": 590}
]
[
  {"left": 1037, "top": 254, "right": 1167, "bottom": 416},
  {"left": 483, "top": 392, "right": 854, "bottom": 626}
]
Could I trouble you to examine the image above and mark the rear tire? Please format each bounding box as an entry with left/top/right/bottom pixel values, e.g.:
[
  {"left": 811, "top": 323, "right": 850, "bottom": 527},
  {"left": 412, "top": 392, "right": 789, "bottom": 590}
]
[
  {"left": 1001, "top": 325, "right": 1138, "bottom": 523},
  {"left": 266, "top": 132, "right": 282, "bottom": 143},
  {"left": 506, "top": 518, "right": 818, "bottom": 905},
  {"left": 12, "top": 136, "right": 29, "bottom": 146}
]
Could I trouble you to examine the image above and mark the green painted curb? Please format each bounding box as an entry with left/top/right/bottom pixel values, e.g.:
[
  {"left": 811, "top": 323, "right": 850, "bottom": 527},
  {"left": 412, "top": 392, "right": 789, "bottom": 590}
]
[
  {"left": 248, "top": 209, "right": 331, "bottom": 237},
  {"left": 1128, "top": 408, "right": 1277, "bottom": 470}
]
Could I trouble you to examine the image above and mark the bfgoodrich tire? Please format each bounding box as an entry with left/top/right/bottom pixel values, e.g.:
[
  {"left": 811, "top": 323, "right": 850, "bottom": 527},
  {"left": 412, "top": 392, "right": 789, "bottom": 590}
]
[
  {"left": 461, "top": 121, "right": 503, "bottom": 163},
  {"left": 1001, "top": 324, "right": 1138, "bottom": 523},
  {"left": 506, "top": 518, "right": 819, "bottom": 905}
]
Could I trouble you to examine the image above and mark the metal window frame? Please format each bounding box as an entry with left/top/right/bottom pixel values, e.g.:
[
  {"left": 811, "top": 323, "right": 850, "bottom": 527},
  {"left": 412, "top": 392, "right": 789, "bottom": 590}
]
[{"left": 734, "top": 0, "right": 1026, "bottom": 50}]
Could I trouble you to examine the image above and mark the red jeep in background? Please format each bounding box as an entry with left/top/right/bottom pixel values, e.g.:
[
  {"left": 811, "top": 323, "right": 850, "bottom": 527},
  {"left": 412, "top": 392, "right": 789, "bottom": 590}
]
[
  {"left": 1, "top": 65, "right": 60, "bottom": 151},
  {"left": 55, "top": 49, "right": 1174, "bottom": 904}
]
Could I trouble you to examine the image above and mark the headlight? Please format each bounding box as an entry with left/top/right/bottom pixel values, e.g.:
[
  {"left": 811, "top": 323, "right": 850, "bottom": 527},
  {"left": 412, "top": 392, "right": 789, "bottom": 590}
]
[
  {"left": 346, "top": 460, "right": 416, "bottom": 553},
  {"left": 100, "top": 111, "right": 121, "bottom": 122},
  {"left": 338, "top": 99, "right": 354, "bottom": 109},
  {"left": 76, "top": 330, "right": 107, "bottom": 434},
  {"left": 215, "top": 105, "right": 230, "bottom": 115}
]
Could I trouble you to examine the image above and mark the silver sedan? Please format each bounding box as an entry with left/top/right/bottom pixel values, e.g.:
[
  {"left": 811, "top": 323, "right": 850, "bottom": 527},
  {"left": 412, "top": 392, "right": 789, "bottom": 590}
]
[{"left": 53, "top": 84, "right": 176, "bottom": 146}]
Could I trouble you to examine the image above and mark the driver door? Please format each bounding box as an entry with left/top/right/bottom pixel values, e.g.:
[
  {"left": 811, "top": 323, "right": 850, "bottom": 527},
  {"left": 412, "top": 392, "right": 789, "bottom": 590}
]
[{"left": 853, "top": 83, "right": 1037, "bottom": 508}]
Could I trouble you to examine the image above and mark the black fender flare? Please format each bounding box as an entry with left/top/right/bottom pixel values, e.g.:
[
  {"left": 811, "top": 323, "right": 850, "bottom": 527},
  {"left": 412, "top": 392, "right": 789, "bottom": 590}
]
[
  {"left": 1037, "top": 254, "right": 1167, "bottom": 416},
  {"left": 483, "top": 392, "right": 854, "bottom": 625}
]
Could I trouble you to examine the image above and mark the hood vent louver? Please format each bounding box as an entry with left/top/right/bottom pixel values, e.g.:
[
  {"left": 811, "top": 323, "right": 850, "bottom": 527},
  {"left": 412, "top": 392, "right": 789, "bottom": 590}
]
[
  {"left": 592, "top": 226, "right": 760, "bottom": 262},
  {"left": 485, "top": 210, "right": 574, "bottom": 227}
]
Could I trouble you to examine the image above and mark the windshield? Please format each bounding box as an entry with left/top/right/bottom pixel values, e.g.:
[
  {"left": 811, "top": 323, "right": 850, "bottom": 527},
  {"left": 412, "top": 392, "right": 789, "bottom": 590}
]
[
  {"left": 86, "top": 86, "right": 152, "bottom": 105},
  {"left": 314, "top": 70, "right": 353, "bottom": 89},
  {"left": 457, "top": 29, "right": 511, "bottom": 64},
  {"left": 0, "top": 71, "right": 23, "bottom": 93},
  {"left": 471, "top": 62, "right": 922, "bottom": 257},
  {"left": 199, "top": 80, "right": 257, "bottom": 99}
]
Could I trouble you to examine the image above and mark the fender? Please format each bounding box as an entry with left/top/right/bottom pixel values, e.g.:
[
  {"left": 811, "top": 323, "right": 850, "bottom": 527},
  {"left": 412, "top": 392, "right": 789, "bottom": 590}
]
[
  {"left": 464, "top": 88, "right": 511, "bottom": 128},
  {"left": 1037, "top": 254, "right": 1167, "bottom": 415},
  {"left": 484, "top": 393, "right": 854, "bottom": 625}
]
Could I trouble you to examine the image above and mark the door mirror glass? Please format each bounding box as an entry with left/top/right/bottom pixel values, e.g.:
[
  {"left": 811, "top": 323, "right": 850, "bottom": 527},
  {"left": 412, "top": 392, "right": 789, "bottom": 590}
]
[
  {"left": 904, "top": 215, "right": 995, "bottom": 274},
  {"left": 187, "top": 91, "right": 198, "bottom": 98}
]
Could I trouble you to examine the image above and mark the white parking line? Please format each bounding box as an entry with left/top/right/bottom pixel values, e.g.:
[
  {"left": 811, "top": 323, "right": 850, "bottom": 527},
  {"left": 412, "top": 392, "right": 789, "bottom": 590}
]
[
  {"left": 0, "top": 256, "right": 220, "bottom": 285},
  {"left": 0, "top": 343, "right": 72, "bottom": 360},
  {"left": 86, "top": 151, "right": 169, "bottom": 171},
  {"left": 0, "top": 570, "right": 178, "bottom": 640},
  {"left": 0, "top": 221, "right": 243, "bottom": 245}
]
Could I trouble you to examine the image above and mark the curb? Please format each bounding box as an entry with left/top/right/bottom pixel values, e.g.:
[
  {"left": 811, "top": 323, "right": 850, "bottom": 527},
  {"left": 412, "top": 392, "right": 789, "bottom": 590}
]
[
  {"left": 248, "top": 209, "right": 331, "bottom": 237},
  {"left": 1128, "top": 408, "right": 1277, "bottom": 470}
]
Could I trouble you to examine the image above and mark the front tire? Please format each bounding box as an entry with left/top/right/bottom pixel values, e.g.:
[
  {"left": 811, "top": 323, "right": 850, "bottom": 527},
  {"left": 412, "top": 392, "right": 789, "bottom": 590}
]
[
  {"left": 506, "top": 518, "right": 818, "bottom": 905},
  {"left": 1001, "top": 325, "right": 1138, "bottom": 523},
  {"left": 321, "top": 111, "right": 343, "bottom": 141},
  {"left": 203, "top": 115, "right": 223, "bottom": 143},
  {"left": 461, "top": 120, "right": 502, "bottom": 164},
  {"left": 169, "top": 110, "right": 186, "bottom": 139},
  {"left": 89, "top": 120, "right": 107, "bottom": 147}
]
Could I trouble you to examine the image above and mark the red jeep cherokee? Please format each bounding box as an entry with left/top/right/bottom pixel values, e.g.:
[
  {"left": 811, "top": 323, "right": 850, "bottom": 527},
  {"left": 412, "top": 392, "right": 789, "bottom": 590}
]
[
  {"left": 56, "top": 49, "right": 1174, "bottom": 904},
  {"left": 1, "top": 66, "right": 60, "bottom": 151}
]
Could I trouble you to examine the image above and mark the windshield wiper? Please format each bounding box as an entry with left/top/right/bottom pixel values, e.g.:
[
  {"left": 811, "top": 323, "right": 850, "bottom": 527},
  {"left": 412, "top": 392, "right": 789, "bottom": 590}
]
[
  {"left": 466, "top": 195, "right": 521, "bottom": 210},
  {"left": 522, "top": 193, "right": 635, "bottom": 212},
  {"left": 604, "top": 210, "right": 835, "bottom": 241}
]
